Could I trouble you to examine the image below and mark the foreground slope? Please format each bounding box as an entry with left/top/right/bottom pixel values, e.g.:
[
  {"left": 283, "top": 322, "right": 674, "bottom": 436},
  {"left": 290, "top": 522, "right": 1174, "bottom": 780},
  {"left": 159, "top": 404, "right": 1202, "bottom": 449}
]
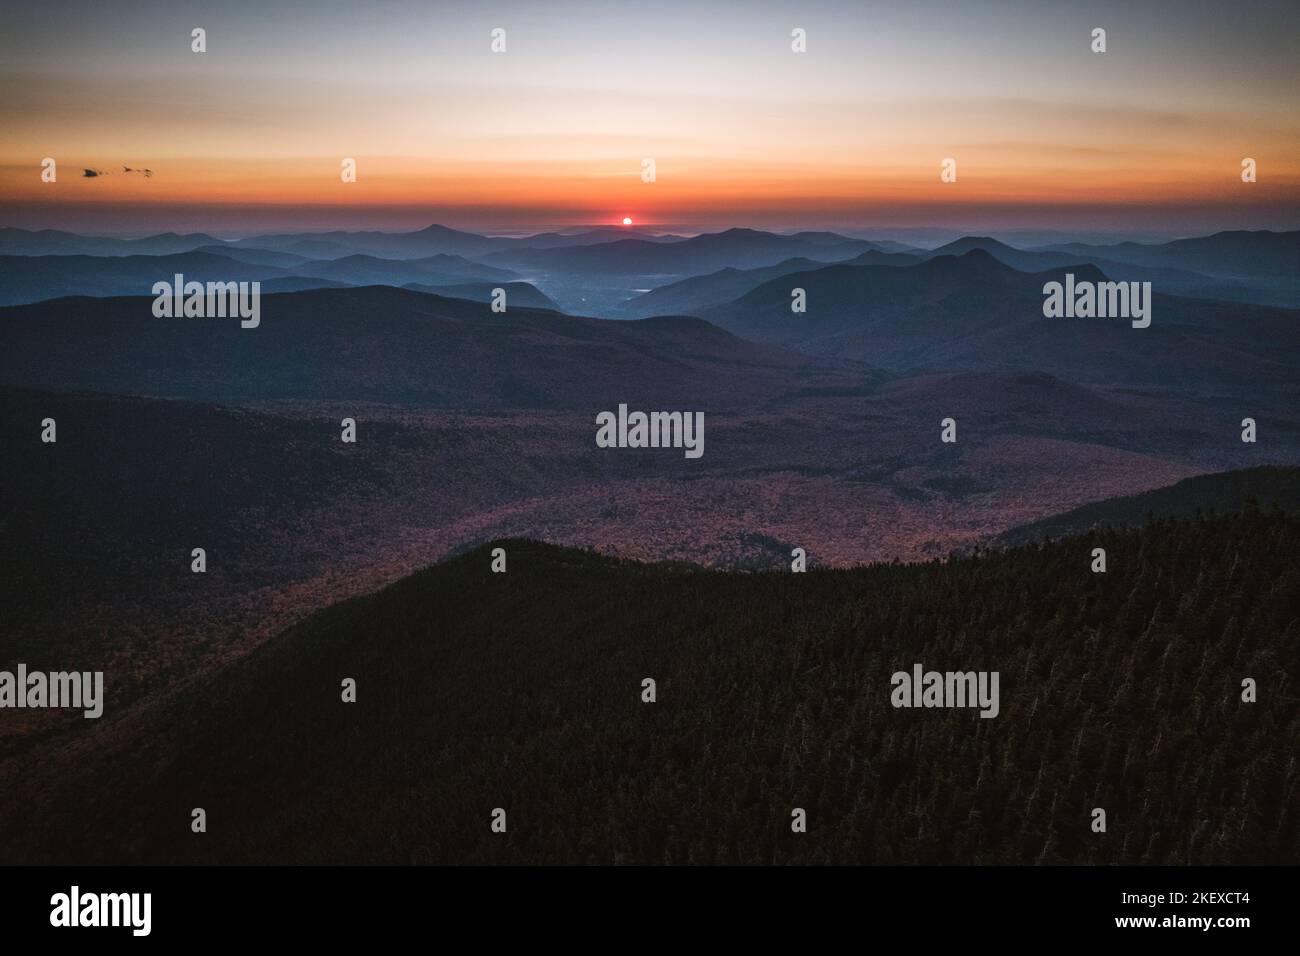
[
  {"left": 4, "top": 510, "right": 1295, "bottom": 864},
  {"left": 997, "top": 465, "right": 1300, "bottom": 546}
]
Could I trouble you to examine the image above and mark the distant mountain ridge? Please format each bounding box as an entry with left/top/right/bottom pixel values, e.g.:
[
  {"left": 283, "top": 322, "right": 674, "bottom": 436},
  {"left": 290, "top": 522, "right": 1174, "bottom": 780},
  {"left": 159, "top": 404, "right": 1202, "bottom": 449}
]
[
  {"left": 0, "top": 250, "right": 517, "bottom": 306},
  {"left": 0, "top": 227, "right": 222, "bottom": 257},
  {"left": 477, "top": 226, "right": 880, "bottom": 278},
  {"left": 702, "top": 249, "right": 1300, "bottom": 395},
  {"left": 622, "top": 249, "right": 925, "bottom": 318},
  {"left": 919, "top": 236, "right": 1291, "bottom": 306},
  {"left": 0, "top": 284, "right": 837, "bottom": 408},
  {"left": 621, "top": 256, "right": 832, "bottom": 317},
  {"left": 1040, "top": 229, "right": 1300, "bottom": 278},
  {"left": 2, "top": 225, "right": 1295, "bottom": 311}
]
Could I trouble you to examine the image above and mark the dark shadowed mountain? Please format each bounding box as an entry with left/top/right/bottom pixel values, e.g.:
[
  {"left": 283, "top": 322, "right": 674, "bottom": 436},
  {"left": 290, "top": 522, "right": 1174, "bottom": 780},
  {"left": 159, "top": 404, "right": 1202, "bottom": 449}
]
[
  {"left": 235, "top": 275, "right": 561, "bottom": 308},
  {"left": 402, "top": 281, "right": 560, "bottom": 310},
  {"left": 4, "top": 511, "right": 1294, "bottom": 864},
  {"left": 0, "top": 251, "right": 281, "bottom": 305},
  {"left": 702, "top": 250, "right": 1300, "bottom": 396},
  {"left": 0, "top": 285, "right": 841, "bottom": 408},
  {"left": 995, "top": 465, "right": 1300, "bottom": 546},
  {"left": 260, "top": 276, "right": 355, "bottom": 293}
]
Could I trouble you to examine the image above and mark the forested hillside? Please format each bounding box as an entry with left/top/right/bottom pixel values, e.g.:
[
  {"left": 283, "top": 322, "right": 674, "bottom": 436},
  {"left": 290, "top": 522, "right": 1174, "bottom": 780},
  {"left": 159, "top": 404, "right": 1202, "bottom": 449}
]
[
  {"left": 5, "top": 510, "right": 1295, "bottom": 864},
  {"left": 996, "top": 466, "right": 1300, "bottom": 546}
]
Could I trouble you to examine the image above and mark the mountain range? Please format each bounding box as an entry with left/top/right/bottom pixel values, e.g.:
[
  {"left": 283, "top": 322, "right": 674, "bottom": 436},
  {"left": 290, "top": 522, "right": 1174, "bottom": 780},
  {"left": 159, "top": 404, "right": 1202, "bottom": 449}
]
[
  {"left": 3, "top": 219, "right": 1298, "bottom": 867},
  {"left": 1, "top": 226, "right": 1295, "bottom": 315},
  {"left": 0, "top": 250, "right": 520, "bottom": 306}
]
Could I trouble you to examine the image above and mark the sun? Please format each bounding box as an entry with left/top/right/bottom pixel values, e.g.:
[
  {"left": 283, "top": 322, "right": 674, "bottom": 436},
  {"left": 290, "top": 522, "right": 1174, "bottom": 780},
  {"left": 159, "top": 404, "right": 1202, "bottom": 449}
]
[{"left": 621, "top": 216, "right": 633, "bottom": 226}]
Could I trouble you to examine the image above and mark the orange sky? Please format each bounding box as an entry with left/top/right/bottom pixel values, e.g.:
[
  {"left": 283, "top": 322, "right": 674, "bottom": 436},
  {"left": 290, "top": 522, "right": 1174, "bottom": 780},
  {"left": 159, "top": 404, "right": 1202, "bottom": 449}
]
[{"left": 2, "top": 0, "right": 1297, "bottom": 234}]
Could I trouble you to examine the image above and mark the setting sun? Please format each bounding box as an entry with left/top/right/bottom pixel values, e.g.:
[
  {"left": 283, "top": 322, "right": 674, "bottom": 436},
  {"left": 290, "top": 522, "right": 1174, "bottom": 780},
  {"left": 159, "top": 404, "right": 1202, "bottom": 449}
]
[{"left": 622, "top": 217, "right": 633, "bottom": 226}]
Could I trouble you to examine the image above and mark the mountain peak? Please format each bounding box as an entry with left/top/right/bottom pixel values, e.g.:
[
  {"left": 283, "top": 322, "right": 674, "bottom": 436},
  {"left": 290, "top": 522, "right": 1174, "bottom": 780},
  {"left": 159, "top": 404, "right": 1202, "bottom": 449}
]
[
  {"left": 412, "top": 224, "right": 477, "bottom": 237},
  {"left": 918, "top": 247, "right": 1012, "bottom": 275},
  {"left": 933, "top": 236, "right": 1014, "bottom": 254}
]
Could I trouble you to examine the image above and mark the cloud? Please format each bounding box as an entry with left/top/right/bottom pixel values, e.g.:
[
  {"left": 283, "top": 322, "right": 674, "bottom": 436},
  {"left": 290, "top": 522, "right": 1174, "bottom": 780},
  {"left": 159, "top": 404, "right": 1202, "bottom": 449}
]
[
  {"left": 123, "top": 166, "right": 153, "bottom": 177},
  {"left": 82, "top": 168, "right": 104, "bottom": 177}
]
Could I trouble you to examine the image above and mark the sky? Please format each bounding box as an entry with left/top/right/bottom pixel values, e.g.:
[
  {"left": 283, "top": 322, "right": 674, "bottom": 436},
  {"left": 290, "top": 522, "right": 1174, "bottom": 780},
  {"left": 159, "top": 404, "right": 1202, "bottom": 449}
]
[{"left": 1, "top": 0, "right": 1297, "bottom": 236}]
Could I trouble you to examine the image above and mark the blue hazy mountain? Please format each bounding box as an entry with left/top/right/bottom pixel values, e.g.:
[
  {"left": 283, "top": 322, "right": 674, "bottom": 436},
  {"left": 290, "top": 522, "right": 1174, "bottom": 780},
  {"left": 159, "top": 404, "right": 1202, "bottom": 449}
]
[
  {"left": 402, "top": 280, "right": 560, "bottom": 310},
  {"left": 476, "top": 227, "right": 880, "bottom": 278},
  {"left": 920, "top": 236, "right": 1295, "bottom": 307},
  {"left": 702, "top": 249, "right": 1300, "bottom": 395},
  {"left": 1039, "top": 230, "right": 1299, "bottom": 278},
  {"left": 624, "top": 249, "right": 923, "bottom": 317},
  {"left": 0, "top": 250, "right": 517, "bottom": 305},
  {"left": 0, "top": 285, "right": 833, "bottom": 408},
  {"left": 0, "top": 227, "right": 222, "bottom": 257}
]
